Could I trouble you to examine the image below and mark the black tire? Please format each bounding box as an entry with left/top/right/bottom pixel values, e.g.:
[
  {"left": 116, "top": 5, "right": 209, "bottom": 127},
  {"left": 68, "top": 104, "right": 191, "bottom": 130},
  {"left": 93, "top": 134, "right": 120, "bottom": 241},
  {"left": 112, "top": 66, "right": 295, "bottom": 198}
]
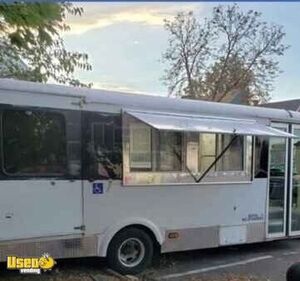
[
  {"left": 287, "top": 262, "right": 300, "bottom": 281},
  {"left": 107, "top": 227, "right": 154, "bottom": 275}
]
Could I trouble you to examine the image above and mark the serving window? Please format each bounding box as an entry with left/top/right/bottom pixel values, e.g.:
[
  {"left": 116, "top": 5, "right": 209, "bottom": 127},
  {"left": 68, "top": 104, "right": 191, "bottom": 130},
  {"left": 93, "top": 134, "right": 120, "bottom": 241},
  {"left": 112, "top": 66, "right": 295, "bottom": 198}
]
[
  {"left": 158, "top": 131, "right": 182, "bottom": 171},
  {"left": 123, "top": 113, "right": 252, "bottom": 185},
  {"left": 129, "top": 122, "right": 152, "bottom": 171},
  {"left": 123, "top": 110, "right": 294, "bottom": 185},
  {"left": 129, "top": 119, "right": 182, "bottom": 172},
  {"left": 199, "top": 134, "right": 244, "bottom": 173}
]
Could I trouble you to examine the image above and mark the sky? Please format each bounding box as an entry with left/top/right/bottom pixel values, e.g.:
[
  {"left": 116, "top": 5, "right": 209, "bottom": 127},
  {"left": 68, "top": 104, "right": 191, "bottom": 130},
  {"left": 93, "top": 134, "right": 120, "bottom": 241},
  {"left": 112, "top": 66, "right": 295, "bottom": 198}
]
[{"left": 63, "top": 2, "right": 300, "bottom": 101}]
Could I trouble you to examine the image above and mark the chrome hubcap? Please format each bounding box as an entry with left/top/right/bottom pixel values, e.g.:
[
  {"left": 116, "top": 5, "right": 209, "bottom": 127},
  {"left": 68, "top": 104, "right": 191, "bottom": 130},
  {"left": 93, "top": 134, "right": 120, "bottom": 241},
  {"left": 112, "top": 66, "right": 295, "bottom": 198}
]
[{"left": 118, "top": 238, "right": 145, "bottom": 267}]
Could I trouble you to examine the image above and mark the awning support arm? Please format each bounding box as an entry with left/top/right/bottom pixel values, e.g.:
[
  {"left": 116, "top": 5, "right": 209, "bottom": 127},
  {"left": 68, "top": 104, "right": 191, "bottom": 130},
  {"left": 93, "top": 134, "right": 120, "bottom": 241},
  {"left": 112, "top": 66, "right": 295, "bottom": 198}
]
[
  {"left": 196, "top": 134, "right": 238, "bottom": 183},
  {"left": 172, "top": 147, "right": 198, "bottom": 182}
]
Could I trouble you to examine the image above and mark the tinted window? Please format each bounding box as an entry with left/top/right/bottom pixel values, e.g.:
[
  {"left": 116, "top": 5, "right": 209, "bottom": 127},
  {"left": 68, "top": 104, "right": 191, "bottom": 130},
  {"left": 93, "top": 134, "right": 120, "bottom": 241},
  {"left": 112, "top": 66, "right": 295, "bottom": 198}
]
[
  {"left": 3, "top": 110, "right": 67, "bottom": 175},
  {"left": 64, "top": 110, "right": 81, "bottom": 177},
  {"left": 255, "top": 136, "right": 269, "bottom": 178},
  {"left": 291, "top": 129, "right": 300, "bottom": 231},
  {"left": 83, "top": 112, "right": 122, "bottom": 180}
]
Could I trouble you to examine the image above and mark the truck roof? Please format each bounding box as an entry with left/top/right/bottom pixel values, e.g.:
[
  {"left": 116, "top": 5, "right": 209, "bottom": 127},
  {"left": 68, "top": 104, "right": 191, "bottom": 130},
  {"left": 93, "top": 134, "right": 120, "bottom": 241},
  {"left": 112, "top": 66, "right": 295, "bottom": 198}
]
[{"left": 1, "top": 78, "right": 300, "bottom": 124}]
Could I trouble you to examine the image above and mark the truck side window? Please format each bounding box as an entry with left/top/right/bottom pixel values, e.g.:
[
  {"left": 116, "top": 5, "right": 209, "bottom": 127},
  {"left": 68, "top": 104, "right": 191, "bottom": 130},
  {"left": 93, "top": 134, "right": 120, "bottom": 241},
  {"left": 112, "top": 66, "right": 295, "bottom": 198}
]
[
  {"left": 255, "top": 136, "right": 269, "bottom": 178},
  {"left": 83, "top": 112, "right": 122, "bottom": 180},
  {"left": 2, "top": 109, "right": 67, "bottom": 176}
]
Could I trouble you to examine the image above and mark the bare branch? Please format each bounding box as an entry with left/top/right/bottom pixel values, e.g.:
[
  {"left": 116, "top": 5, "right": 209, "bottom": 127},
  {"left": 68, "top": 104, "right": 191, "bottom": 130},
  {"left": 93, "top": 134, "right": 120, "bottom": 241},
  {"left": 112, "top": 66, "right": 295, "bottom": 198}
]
[{"left": 162, "top": 4, "right": 288, "bottom": 104}]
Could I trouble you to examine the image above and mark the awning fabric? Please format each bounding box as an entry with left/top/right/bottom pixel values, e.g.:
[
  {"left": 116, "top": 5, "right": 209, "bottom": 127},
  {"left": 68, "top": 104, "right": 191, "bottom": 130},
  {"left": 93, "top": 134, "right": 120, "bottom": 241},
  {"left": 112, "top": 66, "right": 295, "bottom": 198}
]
[{"left": 125, "top": 110, "right": 294, "bottom": 138}]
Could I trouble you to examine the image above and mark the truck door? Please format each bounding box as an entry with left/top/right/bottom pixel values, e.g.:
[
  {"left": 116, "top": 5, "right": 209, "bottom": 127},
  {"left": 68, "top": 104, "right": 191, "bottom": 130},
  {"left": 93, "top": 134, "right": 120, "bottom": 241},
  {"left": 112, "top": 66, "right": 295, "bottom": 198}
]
[
  {"left": 81, "top": 111, "right": 122, "bottom": 233},
  {"left": 289, "top": 125, "right": 300, "bottom": 236},
  {"left": 267, "top": 123, "right": 289, "bottom": 238},
  {"left": 0, "top": 107, "right": 83, "bottom": 241}
]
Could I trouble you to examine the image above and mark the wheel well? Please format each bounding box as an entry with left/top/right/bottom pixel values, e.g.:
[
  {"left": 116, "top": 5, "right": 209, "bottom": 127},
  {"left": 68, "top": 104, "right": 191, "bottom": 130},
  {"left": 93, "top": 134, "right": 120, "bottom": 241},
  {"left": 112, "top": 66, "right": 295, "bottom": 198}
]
[{"left": 111, "top": 224, "right": 161, "bottom": 250}]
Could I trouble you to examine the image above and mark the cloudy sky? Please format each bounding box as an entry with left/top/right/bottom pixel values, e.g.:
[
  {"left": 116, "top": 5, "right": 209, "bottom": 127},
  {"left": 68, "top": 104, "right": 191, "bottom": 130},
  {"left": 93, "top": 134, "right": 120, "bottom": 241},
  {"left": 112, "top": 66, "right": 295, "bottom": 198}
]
[{"left": 63, "top": 2, "right": 300, "bottom": 101}]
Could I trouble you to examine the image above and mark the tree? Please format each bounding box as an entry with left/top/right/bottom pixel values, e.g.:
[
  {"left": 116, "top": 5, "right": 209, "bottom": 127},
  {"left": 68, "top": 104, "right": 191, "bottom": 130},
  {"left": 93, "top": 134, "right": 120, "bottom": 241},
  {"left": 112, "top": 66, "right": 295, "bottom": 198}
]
[
  {"left": 193, "top": 54, "right": 256, "bottom": 102},
  {"left": 162, "top": 4, "right": 289, "bottom": 103},
  {"left": 0, "top": 2, "right": 92, "bottom": 87}
]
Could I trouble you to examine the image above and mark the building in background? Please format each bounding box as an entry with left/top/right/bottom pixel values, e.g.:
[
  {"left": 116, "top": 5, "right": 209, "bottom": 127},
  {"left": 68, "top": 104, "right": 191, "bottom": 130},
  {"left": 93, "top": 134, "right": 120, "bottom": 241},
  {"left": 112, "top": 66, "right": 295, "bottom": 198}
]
[
  {"left": 183, "top": 89, "right": 254, "bottom": 105},
  {"left": 262, "top": 99, "right": 300, "bottom": 112}
]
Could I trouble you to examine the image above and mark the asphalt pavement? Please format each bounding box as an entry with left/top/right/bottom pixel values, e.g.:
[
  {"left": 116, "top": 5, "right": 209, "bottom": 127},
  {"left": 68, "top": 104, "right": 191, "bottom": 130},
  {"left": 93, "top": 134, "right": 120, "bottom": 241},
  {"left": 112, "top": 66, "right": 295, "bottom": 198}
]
[
  {"left": 1, "top": 239, "right": 300, "bottom": 281},
  {"left": 150, "top": 239, "right": 300, "bottom": 281}
]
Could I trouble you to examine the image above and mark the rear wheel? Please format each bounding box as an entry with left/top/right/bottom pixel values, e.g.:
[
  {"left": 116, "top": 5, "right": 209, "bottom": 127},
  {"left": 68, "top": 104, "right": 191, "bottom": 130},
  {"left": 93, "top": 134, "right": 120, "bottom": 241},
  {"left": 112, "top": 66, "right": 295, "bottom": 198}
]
[{"left": 107, "top": 227, "right": 154, "bottom": 275}]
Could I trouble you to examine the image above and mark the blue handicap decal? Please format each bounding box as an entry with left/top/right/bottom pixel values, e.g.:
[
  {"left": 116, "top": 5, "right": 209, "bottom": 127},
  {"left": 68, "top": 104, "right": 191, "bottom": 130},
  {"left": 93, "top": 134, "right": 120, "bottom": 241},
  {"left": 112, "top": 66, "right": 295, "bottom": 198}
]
[{"left": 92, "top": 182, "right": 103, "bottom": 194}]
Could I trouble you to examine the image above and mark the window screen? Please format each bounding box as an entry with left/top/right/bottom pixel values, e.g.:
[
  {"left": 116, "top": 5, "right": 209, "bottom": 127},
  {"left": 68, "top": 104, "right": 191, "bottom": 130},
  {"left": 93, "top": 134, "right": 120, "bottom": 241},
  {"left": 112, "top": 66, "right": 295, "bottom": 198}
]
[{"left": 3, "top": 110, "right": 67, "bottom": 175}]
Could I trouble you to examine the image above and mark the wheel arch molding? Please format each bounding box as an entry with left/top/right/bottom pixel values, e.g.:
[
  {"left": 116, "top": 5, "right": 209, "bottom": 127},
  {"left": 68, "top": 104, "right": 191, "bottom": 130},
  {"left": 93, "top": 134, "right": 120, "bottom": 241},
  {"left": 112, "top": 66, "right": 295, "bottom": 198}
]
[{"left": 97, "top": 218, "right": 164, "bottom": 257}]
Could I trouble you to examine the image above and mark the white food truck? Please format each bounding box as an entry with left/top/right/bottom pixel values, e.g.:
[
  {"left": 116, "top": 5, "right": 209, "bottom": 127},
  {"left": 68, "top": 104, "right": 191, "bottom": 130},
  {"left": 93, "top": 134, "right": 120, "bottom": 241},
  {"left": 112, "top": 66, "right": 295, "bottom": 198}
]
[{"left": 0, "top": 78, "right": 300, "bottom": 274}]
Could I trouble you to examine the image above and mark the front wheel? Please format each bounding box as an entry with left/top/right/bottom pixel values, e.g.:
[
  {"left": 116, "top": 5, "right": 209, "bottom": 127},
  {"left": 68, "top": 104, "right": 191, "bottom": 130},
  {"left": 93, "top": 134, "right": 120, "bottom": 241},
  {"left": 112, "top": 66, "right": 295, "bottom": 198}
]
[{"left": 107, "top": 227, "right": 154, "bottom": 275}]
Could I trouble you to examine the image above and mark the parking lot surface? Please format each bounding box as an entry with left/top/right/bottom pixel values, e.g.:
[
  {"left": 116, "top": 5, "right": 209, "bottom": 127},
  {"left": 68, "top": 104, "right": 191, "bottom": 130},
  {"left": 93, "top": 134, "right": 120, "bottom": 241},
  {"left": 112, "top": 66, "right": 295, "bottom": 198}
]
[
  {"left": 151, "top": 239, "right": 300, "bottom": 280},
  {"left": 1, "top": 239, "right": 300, "bottom": 281}
]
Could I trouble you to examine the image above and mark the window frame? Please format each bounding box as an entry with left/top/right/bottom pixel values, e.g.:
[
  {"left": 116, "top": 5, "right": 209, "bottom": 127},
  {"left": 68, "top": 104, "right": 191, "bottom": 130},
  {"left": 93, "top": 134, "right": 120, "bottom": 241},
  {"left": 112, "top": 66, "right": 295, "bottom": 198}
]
[{"left": 123, "top": 113, "right": 253, "bottom": 186}]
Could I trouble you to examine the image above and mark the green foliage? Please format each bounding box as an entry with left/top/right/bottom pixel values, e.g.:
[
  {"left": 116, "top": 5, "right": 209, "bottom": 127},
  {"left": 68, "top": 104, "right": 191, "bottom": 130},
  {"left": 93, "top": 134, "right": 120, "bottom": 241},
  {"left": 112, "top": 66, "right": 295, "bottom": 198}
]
[
  {"left": 162, "top": 4, "right": 289, "bottom": 104},
  {"left": 0, "top": 2, "right": 92, "bottom": 87}
]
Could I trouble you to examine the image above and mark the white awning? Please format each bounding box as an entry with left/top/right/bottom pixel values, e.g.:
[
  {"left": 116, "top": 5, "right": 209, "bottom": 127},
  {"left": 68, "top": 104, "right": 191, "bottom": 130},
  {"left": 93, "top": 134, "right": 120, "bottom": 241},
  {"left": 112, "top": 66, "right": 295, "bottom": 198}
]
[{"left": 125, "top": 110, "right": 295, "bottom": 138}]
